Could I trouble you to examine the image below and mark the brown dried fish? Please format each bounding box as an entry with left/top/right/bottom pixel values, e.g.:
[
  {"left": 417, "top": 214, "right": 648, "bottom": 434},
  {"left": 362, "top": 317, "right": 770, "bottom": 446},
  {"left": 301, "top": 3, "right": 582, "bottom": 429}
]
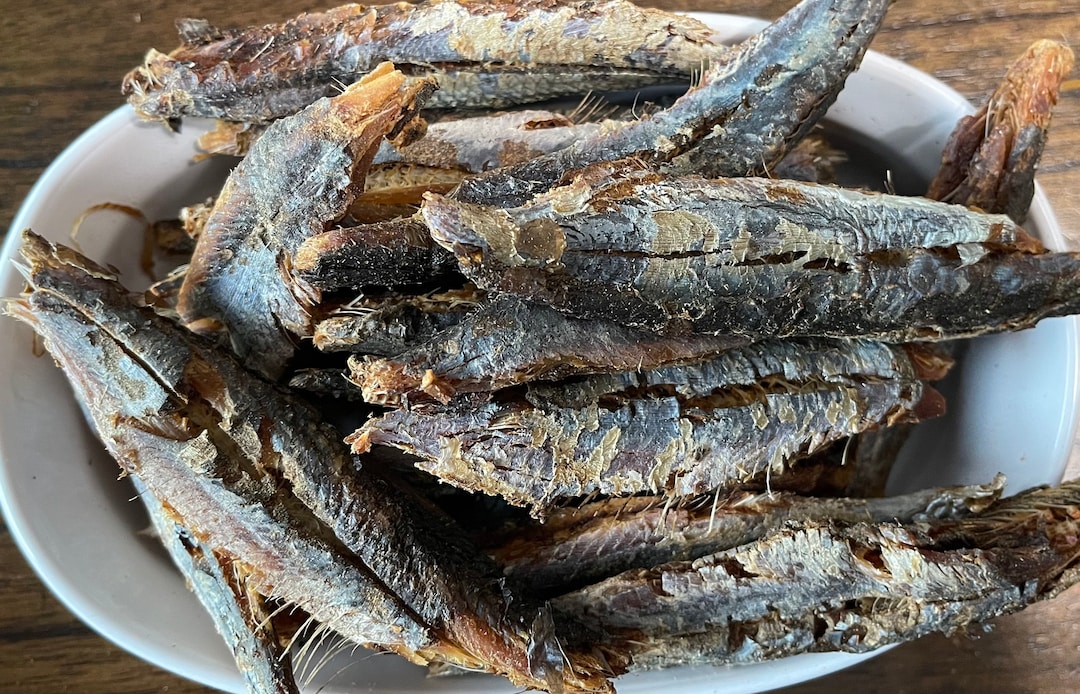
[
  {"left": 122, "top": 0, "right": 723, "bottom": 124},
  {"left": 351, "top": 338, "right": 944, "bottom": 514},
  {"left": 553, "top": 480, "right": 1080, "bottom": 669},
  {"left": 928, "top": 40, "right": 1075, "bottom": 222},
  {"left": 452, "top": 0, "right": 893, "bottom": 208},
  {"left": 8, "top": 231, "right": 613, "bottom": 693},
  {"left": 489, "top": 478, "right": 1003, "bottom": 597},
  {"left": 350, "top": 295, "right": 748, "bottom": 405},
  {"left": 177, "top": 64, "right": 434, "bottom": 379},
  {"left": 425, "top": 166, "right": 1077, "bottom": 342}
]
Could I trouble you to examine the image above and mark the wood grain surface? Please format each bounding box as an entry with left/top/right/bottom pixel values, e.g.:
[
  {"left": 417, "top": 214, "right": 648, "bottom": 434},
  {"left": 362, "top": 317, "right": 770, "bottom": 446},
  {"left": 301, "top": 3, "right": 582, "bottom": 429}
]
[{"left": 2, "top": 1, "right": 1079, "bottom": 692}]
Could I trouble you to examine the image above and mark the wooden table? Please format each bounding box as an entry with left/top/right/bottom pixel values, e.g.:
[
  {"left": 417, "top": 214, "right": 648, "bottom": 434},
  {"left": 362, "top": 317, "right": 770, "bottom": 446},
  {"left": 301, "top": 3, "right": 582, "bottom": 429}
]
[{"left": 2, "top": 1, "right": 1079, "bottom": 692}]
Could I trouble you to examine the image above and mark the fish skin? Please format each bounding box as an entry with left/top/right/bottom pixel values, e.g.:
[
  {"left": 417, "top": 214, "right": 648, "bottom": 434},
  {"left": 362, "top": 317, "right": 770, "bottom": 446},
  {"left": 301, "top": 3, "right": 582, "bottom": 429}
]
[
  {"left": 8, "top": 231, "right": 614, "bottom": 693},
  {"left": 489, "top": 478, "right": 1004, "bottom": 597},
  {"left": 349, "top": 295, "right": 748, "bottom": 405},
  {"left": 176, "top": 64, "right": 435, "bottom": 379},
  {"left": 351, "top": 338, "right": 943, "bottom": 515},
  {"left": 425, "top": 168, "right": 1077, "bottom": 342},
  {"left": 122, "top": 0, "right": 724, "bottom": 123},
  {"left": 551, "top": 480, "right": 1080, "bottom": 670},
  {"left": 135, "top": 478, "right": 300, "bottom": 694},
  {"left": 451, "top": 0, "right": 894, "bottom": 208}
]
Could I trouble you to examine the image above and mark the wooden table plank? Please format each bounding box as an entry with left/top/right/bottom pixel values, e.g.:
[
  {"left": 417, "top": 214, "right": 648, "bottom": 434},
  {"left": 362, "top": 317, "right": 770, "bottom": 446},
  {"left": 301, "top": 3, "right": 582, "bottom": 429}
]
[{"left": 1, "top": 1, "right": 1078, "bottom": 693}]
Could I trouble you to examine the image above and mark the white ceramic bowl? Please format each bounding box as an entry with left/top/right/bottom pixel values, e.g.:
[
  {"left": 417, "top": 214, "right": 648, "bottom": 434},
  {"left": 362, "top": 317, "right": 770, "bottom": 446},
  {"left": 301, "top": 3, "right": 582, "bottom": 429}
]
[{"left": 1, "top": 13, "right": 1077, "bottom": 694}]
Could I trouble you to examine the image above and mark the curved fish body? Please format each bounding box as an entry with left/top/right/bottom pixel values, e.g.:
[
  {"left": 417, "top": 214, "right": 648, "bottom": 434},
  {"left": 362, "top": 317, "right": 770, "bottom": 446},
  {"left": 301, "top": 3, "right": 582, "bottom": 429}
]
[
  {"left": 351, "top": 338, "right": 944, "bottom": 515},
  {"left": 7, "top": 231, "right": 613, "bottom": 693},
  {"left": 424, "top": 167, "right": 1080, "bottom": 342},
  {"left": 452, "top": 0, "right": 893, "bottom": 208},
  {"left": 553, "top": 480, "right": 1080, "bottom": 670},
  {"left": 122, "top": 0, "right": 724, "bottom": 124},
  {"left": 490, "top": 479, "right": 1003, "bottom": 597}
]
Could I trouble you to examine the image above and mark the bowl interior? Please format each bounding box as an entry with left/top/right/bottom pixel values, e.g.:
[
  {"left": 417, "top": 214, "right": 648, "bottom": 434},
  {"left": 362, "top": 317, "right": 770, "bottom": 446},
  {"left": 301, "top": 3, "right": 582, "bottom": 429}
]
[{"left": 1, "top": 12, "right": 1076, "bottom": 694}]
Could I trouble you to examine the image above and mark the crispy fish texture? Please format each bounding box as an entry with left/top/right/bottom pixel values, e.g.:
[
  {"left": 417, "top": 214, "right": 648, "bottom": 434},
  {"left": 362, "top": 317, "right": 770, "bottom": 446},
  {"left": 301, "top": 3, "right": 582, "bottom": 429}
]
[
  {"left": 351, "top": 338, "right": 944, "bottom": 514},
  {"left": 452, "top": 0, "right": 893, "bottom": 208},
  {"left": 136, "top": 478, "right": 300, "bottom": 694},
  {"left": 122, "top": 0, "right": 723, "bottom": 124},
  {"left": 490, "top": 478, "right": 1004, "bottom": 597},
  {"left": 176, "top": 64, "right": 434, "bottom": 379},
  {"left": 424, "top": 167, "right": 1076, "bottom": 342},
  {"left": 553, "top": 480, "right": 1080, "bottom": 669},
  {"left": 8, "top": 232, "right": 613, "bottom": 693},
  {"left": 350, "top": 295, "right": 747, "bottom": 405},
  {"left": 928, "top": 40, "right": 1075, "bottom": 223}
]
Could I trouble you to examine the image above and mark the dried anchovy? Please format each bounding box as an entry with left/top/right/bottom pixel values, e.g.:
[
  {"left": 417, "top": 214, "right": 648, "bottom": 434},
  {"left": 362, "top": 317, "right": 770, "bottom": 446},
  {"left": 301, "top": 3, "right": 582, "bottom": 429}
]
[
  {"left": 489, "top": 478, "right": 1003, "bottom": 597},
  {"left": 8, "top": 232, "right": 613, "bottom": 693},
  {"left": 351, "top": 338, "right": 944, "bottom": 514},
  {"left": 287, "top": 367, "right": 365, "bottom": 401},
  {"left": 135, "top": 478, "right": 299, "bottom": 694},
  {"left": 425, "top": 166, "right": 1075, "bottom": 342},
  {"left": 292, "top": 217, "right": 458, "bottom": 292},
  {"left": 314, "top": 286, "right": 479, "bottom": 355},
  {"left": 928, "top": 40, "right": 1075, "bottom": 223},
  {"left": 177, "top": 65, "right": 434, "bottom": 379},
  {"left": 452, "top": 0, "right": 892, "bottom": 208},
  {"left": 122, "top": 0, "right": 723, "bottom": 124},
  {"left": 552, "top": 480, "right": 1080, "bottom": 669},
  {"left": 349, "top": 295, "right": 748, "bottom": 406}
]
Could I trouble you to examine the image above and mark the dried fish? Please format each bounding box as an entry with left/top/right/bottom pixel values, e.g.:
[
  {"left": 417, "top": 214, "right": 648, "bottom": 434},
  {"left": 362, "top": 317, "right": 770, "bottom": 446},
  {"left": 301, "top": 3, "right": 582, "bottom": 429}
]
[
  {"left": 292, "top": 218, "right": 458, "bottom": 292},
  {"left": 177, "top": 64, "right": 434, "bottom": 379},
  {"left": 314, "top": 287, "right": 479, "bottom": 355},
  {"left": 928, "top": 40, "right": 1075, "bottom": 223},
  {"left": 136, "top": 478, "right": 300, "bottom": 694},
  {"left": 350, "top": 295, "right": 748, "bottom": 405},
  {"left": 8, "top": 232, "right": 613, "bottom": 693},
  {"left": 425, "top": 166, "right": 1077, "bottom": 342},
  {"left": 489, "top": 478, "right": 1003, "bottom": 596},
  {"left": 287, "top": 367, "right": 364, "bottom": 401},
  {"left": 351, "top": 338, "right": 944, "bottom": 514},
  {"left": 553, "top": 479, "right": 1080, "bottom": 669},
  {"left": 452, "top": 0, "right": 892, "bottom": 208},
  {"left": 122, "top": 0, "right": 723, "bottom": 124},
  {"left": 771, "top": 133, "right": 846, "bottom": 184}
]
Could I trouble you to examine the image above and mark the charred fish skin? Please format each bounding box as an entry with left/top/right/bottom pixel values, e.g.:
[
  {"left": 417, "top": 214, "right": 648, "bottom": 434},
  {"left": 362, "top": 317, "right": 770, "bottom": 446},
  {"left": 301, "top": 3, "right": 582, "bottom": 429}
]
[
  {"left": 451, "top": 0, "right": 893, "bottom": 208},
  {"left": 489, "top": 478, "right": 1003, "bottom": 597},
  {"left": 349, "top": 295, "right": 748, "bottom": 405},
  {"left": 352, "top": 338, "right": 943, "bottom": 514},
  {"left": 122, "top": 0, "right": 723, "bottom": 124},
  {"left": 9, "top": 232, "right": 612, "bottom": 693},
  {"left": 928, "top": 40, "right": 1075, "bottom": 223},
  {"left": 425, "top": 169, "right": 1079, "bottom": 342},
  {"left": 176, "top": 65, "right": 434, "bottom": 380},
  {"left": 552, "top": 480, "right": 1080, "bottom": 670},
  {"left": 136, "top": 478, "right": 300, "bottom": 694}
]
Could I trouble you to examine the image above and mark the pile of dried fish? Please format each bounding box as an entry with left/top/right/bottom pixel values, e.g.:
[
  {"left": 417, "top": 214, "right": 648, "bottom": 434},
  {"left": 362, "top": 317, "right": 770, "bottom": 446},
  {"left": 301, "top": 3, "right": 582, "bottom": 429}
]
[{"left": 6, "top": 0, "right": 1080, "bottom": 692}]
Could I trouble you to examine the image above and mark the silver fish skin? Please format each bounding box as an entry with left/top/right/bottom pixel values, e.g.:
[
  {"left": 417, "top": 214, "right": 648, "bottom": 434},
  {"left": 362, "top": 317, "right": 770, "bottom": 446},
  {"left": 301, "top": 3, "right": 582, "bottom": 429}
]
[
  {"left": 424, "top": 167, "right": 1070, "bottom": 342},
  {"left": 7, "top": 231, "right": 611, "bottom": 693},
  {"left": 490, "top": 478, "right": 1004, "bottom": 597},
  {"left": 552, "top": 480, "right": 1080, "bottom": 670},
  {"left": 351, "top": 338, "right": 943, "bottom": 515},
  {"left": 451, "top": 0, "right": 894, "bottom": 208},
  {"left": 135, "top": 478, "right": 300, "bottom": 694},
  {"left": 122, "top": 0, "right": 724, "bottom": 124}
]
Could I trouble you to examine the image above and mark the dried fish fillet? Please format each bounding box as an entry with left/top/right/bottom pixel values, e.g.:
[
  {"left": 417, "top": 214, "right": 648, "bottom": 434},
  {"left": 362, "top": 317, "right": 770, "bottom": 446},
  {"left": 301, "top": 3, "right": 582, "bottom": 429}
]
[
  {"left": 553, "top": 480, "right": 1080, "bottom": 669},
  {"left": 136, "top": 478, "right": 299, "bottom": 694},
  {"left": 350, "top": 295, "right": 747, "bottom": 405},
  {"left": 490, "top": 478, "right": 1003, "bottom": 596},
  {"left": 177, "top": 64, "right": 434, "bottom": 379},
  {"left": 928, "top": 40, "right": 1075, "bottom": 222},
  {"left": 452, "top": 0, "right": 892, "bottom": 208},
  {"left": 122, "top": 0, "right": 723, "bottom": 124},
  {"left": 425, "top": 167, "right": 1074, "bottom": 342},
  {"left": 351, "top": 338, "right": 944, "bottom": 514},
  {"left": 8, "top": 232, "right": 613, "bottom": 693}
]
